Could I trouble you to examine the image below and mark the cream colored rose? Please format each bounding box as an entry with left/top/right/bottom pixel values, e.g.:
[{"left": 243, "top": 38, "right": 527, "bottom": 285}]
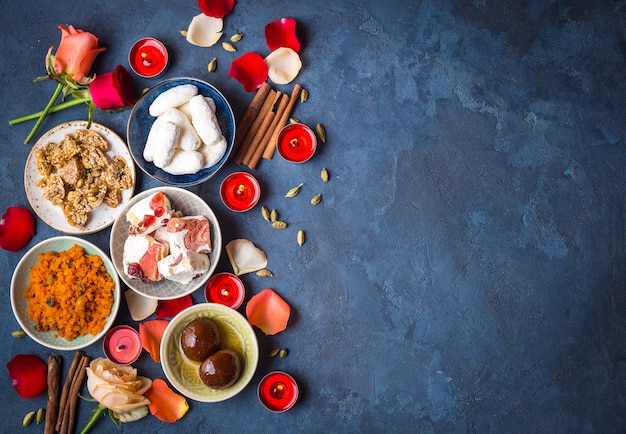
[{"left": 86, "top": 358, "right": 152, "bottom": 415}]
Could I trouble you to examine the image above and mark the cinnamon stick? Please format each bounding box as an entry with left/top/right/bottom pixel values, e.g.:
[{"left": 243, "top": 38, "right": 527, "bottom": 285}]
[
  {"left": 262, "top": 84, "right": 302, "bottom": 160},
  {"left": 231, "top": 82, "right": 271, "bottom": 155},
  {"left": 56, "top": 351, "right": 83, "bottom": 432},
  {"left": 248, "top": 93, "right": 290, "bottom": 169},
  {"left": 242, "top": 93, "right": 287, "bottom": 167},
  {"left": 61, "top": 354, "right": 90, "bottom": 434},
  {"left": 45, "top": 354, "right": 62, "bottom": 434},
  {"left": 233, "top": 89, "right": 280, "bottom": 164}
]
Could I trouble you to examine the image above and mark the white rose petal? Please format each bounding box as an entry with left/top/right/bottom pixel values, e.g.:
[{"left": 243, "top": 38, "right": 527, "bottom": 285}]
[
  {"left": 186, "top": 13, "right": 223, "bottom": 47},
  {"left": 264, "top": 47, "right": 302, "bottom": 85}
]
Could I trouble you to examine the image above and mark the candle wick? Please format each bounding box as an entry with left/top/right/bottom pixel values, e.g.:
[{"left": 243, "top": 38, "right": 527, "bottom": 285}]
[
  {"left": 141, "top": 52, "right": 152, "bottom": 66},
  {"left": 290, "top": 138, "right": 298, "bottom": 146},
  {"left": 116, "top": 345, "right": 126, "bottom": 352},
  {"left": 237, "top": 184, "right": 246, "bottom": 195}
]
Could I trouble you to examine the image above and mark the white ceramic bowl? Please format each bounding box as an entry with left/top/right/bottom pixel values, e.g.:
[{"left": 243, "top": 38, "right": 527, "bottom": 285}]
[
  {"left": 160, "top": 303, "right": 259, "bottom": 402},
  {"left": 10, "top": 236, "right": 121, "bottom": 350},
  {"left": 110, "top": 187, "right": 222, "bottom": 300}
]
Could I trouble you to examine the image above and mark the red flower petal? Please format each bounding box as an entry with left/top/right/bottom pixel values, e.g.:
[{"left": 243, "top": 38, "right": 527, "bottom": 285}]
[
  {"left": 246, "top": 288, "right": 290, "bottom": 335},
  {"left": 197, "top": 0, "right": 235, "bottom": 18},
  {"left": 145, "top": 378, "right": 189, "bottom": 422},
  {"left": 139, "top": 320, "right": 170, "bottom": 363},
  {"left": 89, "top": 65, "right": 135, "bottom": 110},
  {"left": 7, "top": 354, "right": 47, "bottom": 398},
  {"left": 265, "top": 18, "right": 301, "bottom": 53},
  {"left": 229, "top": 52, "right": 268, "bottom": 92},
  {"left": 156, "top": 295, "right": 193, "bottom": 319},
  {"left": 0, "top": 206, "right": 35, "bottom": 252}
]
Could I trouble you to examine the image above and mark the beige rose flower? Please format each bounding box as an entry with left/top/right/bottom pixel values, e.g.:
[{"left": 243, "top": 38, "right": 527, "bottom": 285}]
[{"left": 86, "top": 358, "right": 152, "bottom": 415}]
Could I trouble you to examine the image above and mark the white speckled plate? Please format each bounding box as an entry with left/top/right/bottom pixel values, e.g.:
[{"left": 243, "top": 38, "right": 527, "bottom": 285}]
[
  {"left": 109, "top": 187, "right": 222, "bottom": 300},
  {"left": 24, "top": 121, "right": 136, "bottom": 234},
  {"left": 10, "top": 236, "right": 121, "bottom": 351},
  {"left": 160, "top": 303, "right": 259, "bottom": 402}
]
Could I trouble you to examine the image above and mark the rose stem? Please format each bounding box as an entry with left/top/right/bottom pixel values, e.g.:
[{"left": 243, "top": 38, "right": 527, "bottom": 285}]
[
  {"left": 9, "top": 97, "right": 88, "bottom": 125},
  {"left": 23, "top": 83, "right": 63, "bottom": 144}
]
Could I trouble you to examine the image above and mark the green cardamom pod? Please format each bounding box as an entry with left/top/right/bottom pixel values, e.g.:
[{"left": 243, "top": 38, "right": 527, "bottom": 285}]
[
  {"left": 315, "top": 123, "right": 327, "bottom": 143},
  {"left": 261, "top": 206, "right": 271, "bottom": 221},
  {"left": 300, "top": 88, "right": 309, "bottom": 102},
  {"left": 297, "top": 230, "right": 305, "bottom": 246},
  {"left": 311, "top": 194, "right": 322, "bottom": 205},
  {"left": 285, "top": 183, "right": 303, "bottom": 198},
  {"left": 208, "top": 57, "right": 217, "bottom": 72},
  {"left": 23, "top": 412, "right": 35, "bottom": 427},
  {"left": 222, "top": 41, "right": 237, "bottom": 52}
]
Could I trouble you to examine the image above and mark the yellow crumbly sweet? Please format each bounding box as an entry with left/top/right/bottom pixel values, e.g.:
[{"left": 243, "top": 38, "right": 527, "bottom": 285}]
[{"left": 35, "top": 129, "right": 132, "bottom": 227}]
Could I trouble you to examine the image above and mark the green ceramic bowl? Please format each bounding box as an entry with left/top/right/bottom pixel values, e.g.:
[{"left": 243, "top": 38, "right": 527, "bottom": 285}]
[
  {"left": 160, "top": 303, "right": 259, "bottom": 402},
  {"left": 10, "top": 236, "right": 121, "bottom": 350}
]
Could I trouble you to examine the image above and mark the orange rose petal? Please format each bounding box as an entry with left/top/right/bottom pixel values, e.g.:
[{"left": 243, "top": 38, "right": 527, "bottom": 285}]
[
  {"left": 145, "top": 378, "right": 189, "bottom": 423},
  {"left": 246, "top": 288, "right": 291, "bottom": 335},
  {"left": 139, "top": 320, "right": 169, "bottom": 363}
]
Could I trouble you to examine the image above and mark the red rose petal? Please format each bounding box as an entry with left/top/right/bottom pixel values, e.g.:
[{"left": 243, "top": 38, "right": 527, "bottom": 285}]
[
  {"left": 0, "top": 206, "right": 35, "bottom": 252},
  {"left": 265, "top": 18, "right": 301, "bottom": 53},
  {"left": 229, "top": 52, "right": 269, "bottom": 92},
  {"left": 197, "top": 0, "right": 235, "bottom": 18},
  {"left": 246, "top": 288, "right": 290, "bottom": 335},
  {"left": 7, "top": 354, "right": 47, "bottom": 398},
  {"left": 155, "top": 295, "right": 193, "bottom": 319}
]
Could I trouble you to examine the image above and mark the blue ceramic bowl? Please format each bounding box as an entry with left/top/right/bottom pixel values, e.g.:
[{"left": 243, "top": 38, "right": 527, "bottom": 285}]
[{"left": 126, "top": 78, "right": 236, "bottom": 186}]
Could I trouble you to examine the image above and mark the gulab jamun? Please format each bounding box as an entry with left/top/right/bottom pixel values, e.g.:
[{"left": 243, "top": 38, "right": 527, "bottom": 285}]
[
  {"left": 199, "top": 349, "right": 241, "bottom": 389},
  {"left": 180, "top": 317, "right": 221, "bottom": 362}
]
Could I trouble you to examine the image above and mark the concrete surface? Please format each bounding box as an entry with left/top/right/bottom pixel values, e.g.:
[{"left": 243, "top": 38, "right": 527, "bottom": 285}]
[{"left": 0, "top": 0, "right": 624, "bottom": 432}]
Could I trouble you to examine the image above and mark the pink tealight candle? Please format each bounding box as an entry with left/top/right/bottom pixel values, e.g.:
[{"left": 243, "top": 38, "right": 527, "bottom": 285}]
[
  {"left": 276, "top": 123, "right": 317, "bottom": 163},
  {"left": 258, "top": 371, "right": 299, "bottom": 412},
  {"left": 205, "top": 272, "right": 245, "bottom": 309},
  {"left": 103, "top": 325, "right": 142, "bottom": 365},
  {"left": 128, "top": 38, "right": 169, "bottom": 78},
  {"left": 220, "top": 172, "right": 261, "bottom": 212}
]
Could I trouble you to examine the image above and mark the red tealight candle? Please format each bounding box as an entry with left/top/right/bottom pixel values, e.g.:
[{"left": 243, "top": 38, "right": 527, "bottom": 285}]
[
  {"left": 258, "top": 371, "right": 299, "bottom": 412},
  {"left": 276, "top": 123, "right": 317, "bottom": 163},
  {"left": 103, "top": 325, "right": 142, "bottom": 365},
  {"left": 220, "top": 172, "right": 261, "bottom": 212},
  {"left": 128, "top": 38, "right": 169, "bottom": 78},
  {"left": 205, "top": 272, "right": 245, "bottom": 309}
]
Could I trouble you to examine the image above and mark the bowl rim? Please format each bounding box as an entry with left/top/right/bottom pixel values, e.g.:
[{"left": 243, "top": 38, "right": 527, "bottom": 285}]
[
  {"left": 10, "top": 235, "right": 121, "bottom": 351},
  {"left": 109, "top": 186, "right": 222, "bottom": 300},
  {"left": 160, "top": 303, "right": 259, "bottom": 402},
  {"left": 126, "top": 76, "right": 236, "bottom": 187}
]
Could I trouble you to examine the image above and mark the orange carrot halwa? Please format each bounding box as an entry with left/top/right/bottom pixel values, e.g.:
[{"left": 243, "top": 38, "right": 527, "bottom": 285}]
[{"left": 23, "top": 244, "right": 115, "bottom": 340}]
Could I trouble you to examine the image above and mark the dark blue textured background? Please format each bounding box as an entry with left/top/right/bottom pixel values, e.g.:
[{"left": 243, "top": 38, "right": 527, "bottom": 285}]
[{"left": 0, "top": 0, "right": 624, "bottom": 432}]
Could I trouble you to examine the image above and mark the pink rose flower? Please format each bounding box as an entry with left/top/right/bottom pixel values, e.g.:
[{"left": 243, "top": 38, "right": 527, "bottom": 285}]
[
  {"left": 47, "top": 24, "right": 106, "bottom": 84},
  {"left": 89, "top": 65, "right": 136, "bottom": 110}
]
